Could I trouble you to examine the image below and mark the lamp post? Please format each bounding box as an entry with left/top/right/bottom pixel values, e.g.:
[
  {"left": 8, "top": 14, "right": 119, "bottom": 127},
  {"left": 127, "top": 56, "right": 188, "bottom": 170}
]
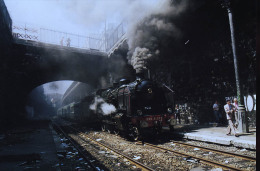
[{"left": 220, "top": 0, "right": 248, "bottom": 133}]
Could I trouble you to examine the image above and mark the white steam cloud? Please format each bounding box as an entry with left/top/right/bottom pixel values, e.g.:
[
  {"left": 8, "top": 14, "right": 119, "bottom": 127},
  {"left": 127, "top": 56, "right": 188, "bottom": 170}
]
[{"left": 90, "top": 96, "right": 116, "bottom": 115}]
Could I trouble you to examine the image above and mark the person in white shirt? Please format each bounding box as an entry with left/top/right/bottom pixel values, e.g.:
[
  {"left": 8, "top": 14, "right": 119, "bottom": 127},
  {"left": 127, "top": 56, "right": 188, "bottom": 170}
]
[{"left": 224, "top": 99, "right": 239, "bottom": 137}]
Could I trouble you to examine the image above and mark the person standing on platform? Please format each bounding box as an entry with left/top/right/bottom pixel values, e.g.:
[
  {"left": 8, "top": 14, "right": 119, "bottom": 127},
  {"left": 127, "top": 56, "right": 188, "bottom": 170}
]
[
  {"left": 213, "top": 101, "right": 221, "bottom": 124},
  {"left": 175, "top": 105, "right": 181, "bottom": 124},
  {"left": 232, "top": 98, "right": 239, "bottom": 128},
  {"left": 224, "top": 99, "right": 239, "bottom": 137}
]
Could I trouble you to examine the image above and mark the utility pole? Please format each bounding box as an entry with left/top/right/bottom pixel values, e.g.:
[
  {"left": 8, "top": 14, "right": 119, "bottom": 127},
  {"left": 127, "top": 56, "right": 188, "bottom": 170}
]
[
  {"left": 220, "top": 0, "right": 248, "bottom": 133},
  {"left": 105, "top": 20, "right": 107, "bottom": 52}
]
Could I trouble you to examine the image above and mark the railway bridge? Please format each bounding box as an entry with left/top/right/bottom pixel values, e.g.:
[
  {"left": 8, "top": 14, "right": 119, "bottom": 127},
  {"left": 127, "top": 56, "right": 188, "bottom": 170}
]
[
  {"left": 0, "top": 0, "right": 129, "bottom": 124},
  {"left": 12, "top": 38, "right": 108, "bottom": 91},
  {"left": 9, "top": 20, "right": 128, "bottom": 92}
]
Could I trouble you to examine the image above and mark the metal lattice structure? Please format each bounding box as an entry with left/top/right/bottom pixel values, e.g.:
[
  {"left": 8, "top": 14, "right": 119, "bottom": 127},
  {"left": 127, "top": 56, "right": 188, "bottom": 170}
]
[
  {"left": 12, "top": 22, "right": 128, "bottom": 53},
  {"left": 105, "top": 22, "right": 127, "bottom": 52},
  {"left": 12, "top": 24, "right": 106, "bottom": 51}
]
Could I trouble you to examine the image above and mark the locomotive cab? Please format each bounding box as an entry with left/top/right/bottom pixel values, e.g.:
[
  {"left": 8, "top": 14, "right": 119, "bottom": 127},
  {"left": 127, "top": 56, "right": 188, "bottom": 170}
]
[
  {"left": 114, "top": 79, "right": 175, "bottom": 140},
  {"left": 132, "top": 80, "right": 167, "bottom": 116}
]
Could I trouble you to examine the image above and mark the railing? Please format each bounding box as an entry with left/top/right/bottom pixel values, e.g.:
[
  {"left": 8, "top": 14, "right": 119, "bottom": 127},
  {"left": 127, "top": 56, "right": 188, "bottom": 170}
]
[
  {"left": 12, "top": 21, "right": 127, "bottom": 53},
  {"left": 12, "top": 23, "right": 106, "bottom": 51},
  {"left": 104, "top": 22, "right": 127, "bottom": 52}
]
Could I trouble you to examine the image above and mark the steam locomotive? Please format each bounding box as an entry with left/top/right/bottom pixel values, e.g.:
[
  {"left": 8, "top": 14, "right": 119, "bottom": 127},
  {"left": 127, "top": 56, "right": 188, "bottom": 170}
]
[
  {"left": 57, "top": 76, "right": 175, "bottom": 140},
  {"left": 98, "top": 77, "right": 175, "bottom": 140}
]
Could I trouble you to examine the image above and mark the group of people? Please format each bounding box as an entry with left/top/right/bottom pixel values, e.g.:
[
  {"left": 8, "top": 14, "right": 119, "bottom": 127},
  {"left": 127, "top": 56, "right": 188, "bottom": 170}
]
[
  {"left": 173, "top": 98, "right": 240, "bottom": 137},
  {"left": 60, "top": 37, "right": 71, "bottom": 47},
  {"left": 213, "top": 98, "right": 239, "bottom": 137}
]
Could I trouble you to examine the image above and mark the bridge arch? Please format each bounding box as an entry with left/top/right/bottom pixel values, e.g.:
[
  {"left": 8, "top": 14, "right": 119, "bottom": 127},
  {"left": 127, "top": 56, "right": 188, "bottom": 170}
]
[{"left": 13, "top": 39, "right": 109, "bottom": 94}]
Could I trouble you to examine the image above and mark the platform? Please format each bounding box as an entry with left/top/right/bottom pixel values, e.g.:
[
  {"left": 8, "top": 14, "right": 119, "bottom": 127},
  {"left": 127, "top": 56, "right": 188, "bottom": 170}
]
[
  {"left": 171, "top": 124, "right": 256, "bottom": 150},
  {"left": 0, "top": 120, "right": 59, "bottom": 170}
]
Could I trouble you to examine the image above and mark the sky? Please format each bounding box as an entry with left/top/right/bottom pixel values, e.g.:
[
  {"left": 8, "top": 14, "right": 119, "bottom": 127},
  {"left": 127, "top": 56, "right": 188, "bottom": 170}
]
[
  {"left": 43, "top": 81, "right": 73, "bottom": 95},
  {"left": 5, "top": 0, "right": 160, "bottom": 36},
  {"left": 5, "top": 0, "right": 105, "bottom": 35}
]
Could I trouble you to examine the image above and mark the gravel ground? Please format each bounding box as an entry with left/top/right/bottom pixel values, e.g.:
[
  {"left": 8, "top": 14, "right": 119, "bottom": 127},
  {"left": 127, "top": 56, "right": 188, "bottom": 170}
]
[
  {"left": 79, "top": 129, "right": 256, "bottom": 171},
  {"left": 55, "top": 120, "right": 255, "bottom": 171},
  {"left": 161, "top": 141, "right": 256, "bottom": 171},
  {"left": 82, "top": 131, "right": 207, "bottom": 170},
  {"left": 70, "top": 133, "right": 144, "bottom": 170}
]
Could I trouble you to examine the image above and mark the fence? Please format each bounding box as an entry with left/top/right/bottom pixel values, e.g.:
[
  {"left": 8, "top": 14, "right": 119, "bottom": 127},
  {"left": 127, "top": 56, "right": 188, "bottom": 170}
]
[
  {"left": 12, "top": 23, "right": 106, "bottom": 51},
  {"left": 12, "top": 21, "right": 127, "bottom": 53},
  {"left": 105, "top": 22, "right": 127, "bottom": 52}
]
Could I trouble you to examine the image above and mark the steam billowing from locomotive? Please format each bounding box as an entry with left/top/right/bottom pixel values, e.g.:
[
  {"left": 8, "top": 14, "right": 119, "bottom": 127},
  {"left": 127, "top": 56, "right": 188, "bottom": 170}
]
[{"left": 90, "top": 96, "right": 116, "bottom": 115}]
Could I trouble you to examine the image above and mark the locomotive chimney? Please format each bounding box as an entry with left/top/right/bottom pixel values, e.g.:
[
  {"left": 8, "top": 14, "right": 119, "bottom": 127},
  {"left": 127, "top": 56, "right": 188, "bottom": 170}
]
[
  {"left": 136, "top": 72, "right": 145, "bottom": 80},
  {"left": 135, "top": 69, "right": 150, "bottom": 80}
]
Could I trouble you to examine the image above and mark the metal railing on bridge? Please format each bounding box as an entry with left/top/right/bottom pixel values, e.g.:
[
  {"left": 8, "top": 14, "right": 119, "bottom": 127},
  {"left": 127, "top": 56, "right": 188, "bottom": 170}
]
[
  {"left": 12, "top": 23, "right": 106, "bottom": 51},
  {"left": 104, "top": 22, "right": 127, "bottom": 52},
  {"left": 12, "top": 22, "right": 127, "bottom": 53}
]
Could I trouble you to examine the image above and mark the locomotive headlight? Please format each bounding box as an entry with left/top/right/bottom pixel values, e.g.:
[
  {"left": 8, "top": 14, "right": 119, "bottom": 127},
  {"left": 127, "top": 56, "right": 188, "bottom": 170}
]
[
  {"left": 167, "top": 108, "right": 173, "bottom": 114},
  {"left": 169, "top": 118, "right": 175, "bottom": 125},
  {"left": 147, "top": 88, "right": 153, "bottom": 94}
]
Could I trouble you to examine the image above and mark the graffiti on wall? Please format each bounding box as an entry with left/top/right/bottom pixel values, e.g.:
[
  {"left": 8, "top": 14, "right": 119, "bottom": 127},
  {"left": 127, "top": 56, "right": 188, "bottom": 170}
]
[{"left": 225, "top": 95, "right": 256, "bottom": 112}]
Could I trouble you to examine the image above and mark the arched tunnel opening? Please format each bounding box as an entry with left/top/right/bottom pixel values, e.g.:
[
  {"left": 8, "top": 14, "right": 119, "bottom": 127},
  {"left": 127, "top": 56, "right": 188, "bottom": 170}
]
[{"left": 25, "top": 81, "right": 74, "bottom": 120}]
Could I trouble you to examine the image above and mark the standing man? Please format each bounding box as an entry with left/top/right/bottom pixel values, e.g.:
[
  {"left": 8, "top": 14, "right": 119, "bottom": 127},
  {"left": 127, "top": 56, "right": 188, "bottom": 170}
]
[
  {"left": 67, "top": 38, "right": 71, "bottom": 47},
  {"left": 175, "top": 105, "right": 181, "bottom": 124},
  {"left": 224, "top": 99, "right": 239, "bottom": 137},
  {"left": 232, "top": 98, "right": 239, "bottom": 128},
  {"left": 213, "top": 101, "right": 220, "bottom": 124}
]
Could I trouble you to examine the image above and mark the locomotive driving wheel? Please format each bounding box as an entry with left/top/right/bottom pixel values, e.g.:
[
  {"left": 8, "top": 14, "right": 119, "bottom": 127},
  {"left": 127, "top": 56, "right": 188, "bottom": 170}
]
[
  {"left": 107, "top": 128, "right": 111, "bottom": 134},
  {"left": 113, "top": 129, "right": 119, "bottom": 135},
  {"left": 101, "top": 124, "right": 106, "bottom": 132},
  {"left": 131, "top": 126, "right": 140, "bottom": 141},
  {"left": 105, "top": 124, "right": 111, "bottom": 133},
  {"left": 113, "top": 125, "right": 120, "bottom": 135}
]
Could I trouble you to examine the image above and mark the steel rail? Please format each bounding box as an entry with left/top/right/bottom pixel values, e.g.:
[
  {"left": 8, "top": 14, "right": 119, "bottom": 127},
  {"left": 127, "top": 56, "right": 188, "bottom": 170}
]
[
  {"left": 137, "top": 141, "right": 245, "bottom": 171},
  {"left": 52, "top": 123, "right": 99, "bottom": 171},
  {"left": 68, "top": 126, "right": 155, "bottom": 171},
  {"left": 170, "top": 140, "right": 256, "bottom": 161}
]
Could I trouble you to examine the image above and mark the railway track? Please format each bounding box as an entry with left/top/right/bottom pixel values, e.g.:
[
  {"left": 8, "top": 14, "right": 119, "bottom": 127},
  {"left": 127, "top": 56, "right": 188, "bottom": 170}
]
[
  {"left": 85, "top": 130, "right": 255, "bottom": 171},
  {"left": 54, "top": 122, "right": 255, "bottom": 171},
  {"left": 169, "top": 140, "right": 256, "bottom": 162},
  {"left": 52, "top": 123, "right": 102, "bottom": 171},
  {"left": 70, "top": 126, "right": 155, "bottom": 171},
  {"left": 135, "top": 141, "right": 250, "bottom": 171},
  {"left": 54, "top": 122, "right": 155, "bottom": 171}
]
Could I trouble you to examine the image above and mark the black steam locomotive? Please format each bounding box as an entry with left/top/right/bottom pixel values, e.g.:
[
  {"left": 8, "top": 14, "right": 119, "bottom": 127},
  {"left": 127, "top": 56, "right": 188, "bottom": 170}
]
[{"left": 98, "top": 77, "right": 175, "bottom": 140}]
